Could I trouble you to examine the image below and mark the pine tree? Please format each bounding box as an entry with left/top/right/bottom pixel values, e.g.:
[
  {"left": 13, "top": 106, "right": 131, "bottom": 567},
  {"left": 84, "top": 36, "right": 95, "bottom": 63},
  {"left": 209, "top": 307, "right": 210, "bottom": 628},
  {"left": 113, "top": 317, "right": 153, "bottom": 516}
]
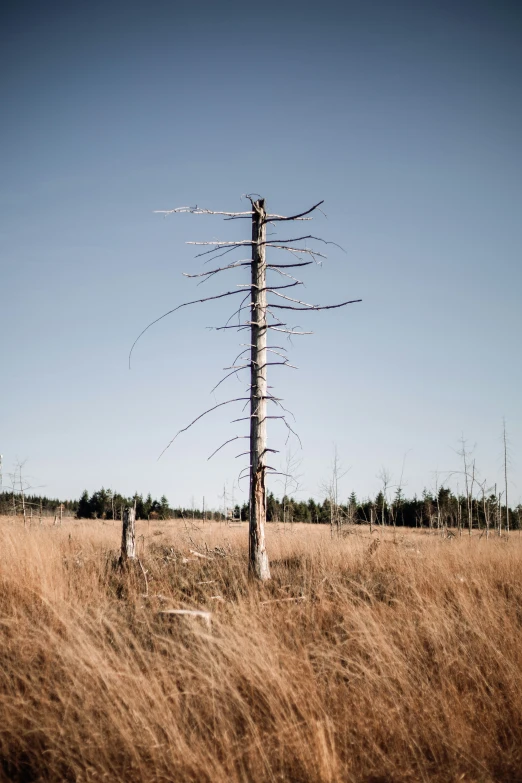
[
  {"left": 159, "top": 495, "right": 170, "bottom": 520},
  {"left": 77, "top": 490, "right": 91, "bottom": 519}
]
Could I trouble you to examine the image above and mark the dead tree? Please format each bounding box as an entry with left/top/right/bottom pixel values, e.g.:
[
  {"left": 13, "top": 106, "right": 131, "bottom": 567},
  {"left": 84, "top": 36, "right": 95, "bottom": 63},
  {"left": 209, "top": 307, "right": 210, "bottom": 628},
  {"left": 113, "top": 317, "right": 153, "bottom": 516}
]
[
  {"left": 8, "top": 460, "right": 32, "bottom": 526},
  {"left": 130, "top": 197, "right": 361, "bottom": 580},
  {"left": 322, "top": 446, "right": 348, "bottom": 538},
  {"left": 278, "top": 448, "right": 303, "bottom": 529},
  {"left": 502, "top": 419, "right": 510, "bottom": 534},
  {"left": 376, "top": 466, "right": 393, "bottom": 528}
]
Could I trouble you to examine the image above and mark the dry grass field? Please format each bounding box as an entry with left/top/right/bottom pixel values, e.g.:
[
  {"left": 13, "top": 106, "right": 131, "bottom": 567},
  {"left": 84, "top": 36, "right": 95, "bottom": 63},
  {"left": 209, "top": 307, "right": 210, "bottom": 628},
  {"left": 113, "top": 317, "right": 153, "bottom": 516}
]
[{"left": 0, "top": 516, "right": 521, "bottom": 782}]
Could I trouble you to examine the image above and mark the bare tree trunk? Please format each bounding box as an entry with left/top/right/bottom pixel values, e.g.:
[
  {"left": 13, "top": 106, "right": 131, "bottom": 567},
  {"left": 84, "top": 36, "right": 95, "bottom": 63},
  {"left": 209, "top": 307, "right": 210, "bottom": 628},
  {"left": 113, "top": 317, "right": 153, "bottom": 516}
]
[
  {"left": 249, "top": 199, "right": 270, "bottom": 581},
  {"left": 121, "top": 507, "right": 136, "bottom": 562},
  {"left": 503, "top": 419, "right": 509, "bottom": 534},
  {"left": 20, "top": 485, "right": 26, "bottom": 528}
]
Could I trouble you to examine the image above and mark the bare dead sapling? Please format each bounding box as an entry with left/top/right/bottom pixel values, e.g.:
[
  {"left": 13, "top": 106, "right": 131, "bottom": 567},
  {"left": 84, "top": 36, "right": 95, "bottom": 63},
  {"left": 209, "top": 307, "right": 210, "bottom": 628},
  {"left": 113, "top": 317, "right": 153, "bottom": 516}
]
[{"left": 130, "top": 197, "right": 361, "bottom": 580}]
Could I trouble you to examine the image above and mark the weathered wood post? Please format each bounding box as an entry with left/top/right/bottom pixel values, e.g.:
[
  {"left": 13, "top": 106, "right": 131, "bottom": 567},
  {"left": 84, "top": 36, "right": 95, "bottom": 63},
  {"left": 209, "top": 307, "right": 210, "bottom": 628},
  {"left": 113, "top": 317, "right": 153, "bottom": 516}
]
[
  {"left": 249, "top": 199, "right": 271, "bottom": 580},
  {"left": 121, "top": 506, "right": 136, "bottom": 562}
]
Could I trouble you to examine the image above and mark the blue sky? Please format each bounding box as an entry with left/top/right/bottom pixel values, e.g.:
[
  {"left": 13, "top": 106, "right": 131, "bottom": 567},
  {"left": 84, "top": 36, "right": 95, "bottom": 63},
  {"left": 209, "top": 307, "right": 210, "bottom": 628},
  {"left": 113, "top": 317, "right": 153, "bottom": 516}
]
[{"left": 1, "top": 0, "right": 521, "bottom": 508}]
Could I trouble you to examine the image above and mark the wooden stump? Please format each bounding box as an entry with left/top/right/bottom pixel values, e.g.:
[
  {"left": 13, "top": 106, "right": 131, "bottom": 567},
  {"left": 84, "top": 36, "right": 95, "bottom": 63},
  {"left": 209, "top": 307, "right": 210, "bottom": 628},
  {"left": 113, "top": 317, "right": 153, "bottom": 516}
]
[{"left": 121, "top": 506, "right": 136, "bottom": 562}]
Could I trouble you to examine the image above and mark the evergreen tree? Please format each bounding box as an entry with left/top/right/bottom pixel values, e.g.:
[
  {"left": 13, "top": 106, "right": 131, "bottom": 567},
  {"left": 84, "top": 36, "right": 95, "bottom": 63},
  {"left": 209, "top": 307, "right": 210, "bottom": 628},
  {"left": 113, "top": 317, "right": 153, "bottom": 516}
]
[
  {"left": 77, "top": 490, "right": 91, "bottom": 519},
  {"left": 144, "top": 493, "right": 153, "bottom": 519},
  {"left": 159, "top": 495, "right": 170, "bottom": 519},
  {"left": 134, "top": 493, "right": 145, "bottom": 519},
  {"left": 267, "top": 492, "right": 277, "bottom": 522}
]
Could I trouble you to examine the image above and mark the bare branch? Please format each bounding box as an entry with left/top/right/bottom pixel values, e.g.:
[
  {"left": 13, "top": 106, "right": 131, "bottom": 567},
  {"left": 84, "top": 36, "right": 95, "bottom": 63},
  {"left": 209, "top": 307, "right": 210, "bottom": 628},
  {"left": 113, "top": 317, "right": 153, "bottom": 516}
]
[
  {"left": 158, "top": 398, "right": 249, "bottom": 460},
  {"left": 268, "top": 290, "right": 316, "bottom": 308},
  {"left": 258, "top": 361, "right": 298, "bottom": 370},
  {"left": 210, "top": 365, "right": 250, "bottom": 395},
  {"left": 190, "top": 244, "right": 249, "bottom": 263},
  {"left": 229, "top": 343, "right": 288, "bottom": 370},
  {"left": 129, "top": 288, "right": 248, "bottom": 368},
  {"left": 207, "top": 436, "right": 248, "bottom": 461},
  {"left": 282, "top": 418, "right": 302, "bottom": 448},
  {"left": 267, "top": 267, "right": 305, "bottom": 284},
  {"left": 182, "top": 260, "right": 250, "bottom": 279},
  {"left": 262, "top": 235, "right": 345, "bottom": 253},
  {"left": 265, "top": 394, "right": 297, "bottom": 421},
  {"left": 269, "top": 298, "right": 362, "bottom": 312},
  {"left": 238, "top": 343, "right": 289, "bottom": 353},
  {"left": 213, "top": 324, "right": 251, "bottom": 332},
  {"left": 155, "top": 206, "right": 253, "bottom": 217},
  {"left": 265, "top": 200, "right": 325, "bottom": 222},
  {"left": 267, "top": 262, "right": 313, "bottom": 269},
  {"left": 223, "top": 292, "right": 251, "bottom": 328},
  {"left": 243, "top": 321, "right": 287, "bottom": 329},
  {"left": 187, "top": 240, "right": 253, "bottom": 248},
  {"left": 225, "top": 349, "right": 250, "bottom": 369},
  {"left": 269, "top": 327, "right": 313, "bottom": 335},
  {"left": 262, "top": 282, "right": 302, "bottom": 293},
  {"left": 267, "top": 245, "right": 327, "bottom": 260},
  {"left": 266, "top": 348, "right": 289, "bottom": 360}
]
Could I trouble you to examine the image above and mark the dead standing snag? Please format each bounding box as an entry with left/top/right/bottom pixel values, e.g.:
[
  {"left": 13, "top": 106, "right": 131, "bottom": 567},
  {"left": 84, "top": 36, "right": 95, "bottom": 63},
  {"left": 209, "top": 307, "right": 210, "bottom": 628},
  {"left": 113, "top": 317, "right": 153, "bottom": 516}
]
[
  {"left": 130, "top": 197, "right": 361, "bottom": 580},
  {"left": 120, "top": 506, "right": 136, "bottom": 563}
]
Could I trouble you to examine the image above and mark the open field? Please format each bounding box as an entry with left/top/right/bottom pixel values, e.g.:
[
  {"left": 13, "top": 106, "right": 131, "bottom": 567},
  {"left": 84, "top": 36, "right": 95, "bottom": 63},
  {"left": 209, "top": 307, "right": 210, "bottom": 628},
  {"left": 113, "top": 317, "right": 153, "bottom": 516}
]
[{"left": 0, "top": 516, "right": 521, "bottom": 782}]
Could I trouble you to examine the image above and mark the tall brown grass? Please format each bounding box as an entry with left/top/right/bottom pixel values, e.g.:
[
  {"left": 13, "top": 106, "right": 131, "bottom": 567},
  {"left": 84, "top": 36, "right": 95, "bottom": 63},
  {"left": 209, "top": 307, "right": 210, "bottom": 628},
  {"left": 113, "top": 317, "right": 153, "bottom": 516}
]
[{"left": 0, "top": 517, "right": 521, "bottom": 782}]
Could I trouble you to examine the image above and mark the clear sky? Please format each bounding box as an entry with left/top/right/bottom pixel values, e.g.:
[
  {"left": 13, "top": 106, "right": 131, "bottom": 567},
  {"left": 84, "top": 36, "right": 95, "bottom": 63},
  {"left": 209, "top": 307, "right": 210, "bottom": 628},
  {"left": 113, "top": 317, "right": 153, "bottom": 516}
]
[{"left": 1, "top": 0, "right": 521, "bottom": 509}]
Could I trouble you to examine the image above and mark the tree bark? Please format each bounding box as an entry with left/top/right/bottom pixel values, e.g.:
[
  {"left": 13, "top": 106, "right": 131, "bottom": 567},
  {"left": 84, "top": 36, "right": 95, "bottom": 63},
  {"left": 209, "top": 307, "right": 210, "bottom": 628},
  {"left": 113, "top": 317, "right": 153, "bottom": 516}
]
[
  {"left": 121, "top": 506, "right": 136, "bottom": 562},
  {"left": 249, "top": 199, "right": 271, "bottom": 581}
]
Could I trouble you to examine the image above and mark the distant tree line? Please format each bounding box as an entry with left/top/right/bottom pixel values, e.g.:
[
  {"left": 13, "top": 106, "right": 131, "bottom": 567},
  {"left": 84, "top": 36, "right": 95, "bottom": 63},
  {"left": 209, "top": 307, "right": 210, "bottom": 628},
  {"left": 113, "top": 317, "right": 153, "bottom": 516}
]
[
  {"left": 1, "top": 485, "right": 520, "bottom": 531},
  {"left": 0, "top": 488, "right": 208, "bottom": 521},
  {"left": 0, "top": 492, "right": 76, "bottom": 518},
  {"left": 259, "top": 487, "right": 521, "bottom": 532},
  {"left": 75, "top": 488, "right": 213, "bottom": 521}
]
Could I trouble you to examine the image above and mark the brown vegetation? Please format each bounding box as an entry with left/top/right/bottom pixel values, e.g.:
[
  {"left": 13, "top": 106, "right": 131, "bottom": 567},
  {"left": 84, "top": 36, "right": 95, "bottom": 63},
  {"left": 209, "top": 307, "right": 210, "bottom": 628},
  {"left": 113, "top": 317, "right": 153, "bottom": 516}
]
[{"left": 0, "top": 517, "right": 521, "bottom": 782}]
